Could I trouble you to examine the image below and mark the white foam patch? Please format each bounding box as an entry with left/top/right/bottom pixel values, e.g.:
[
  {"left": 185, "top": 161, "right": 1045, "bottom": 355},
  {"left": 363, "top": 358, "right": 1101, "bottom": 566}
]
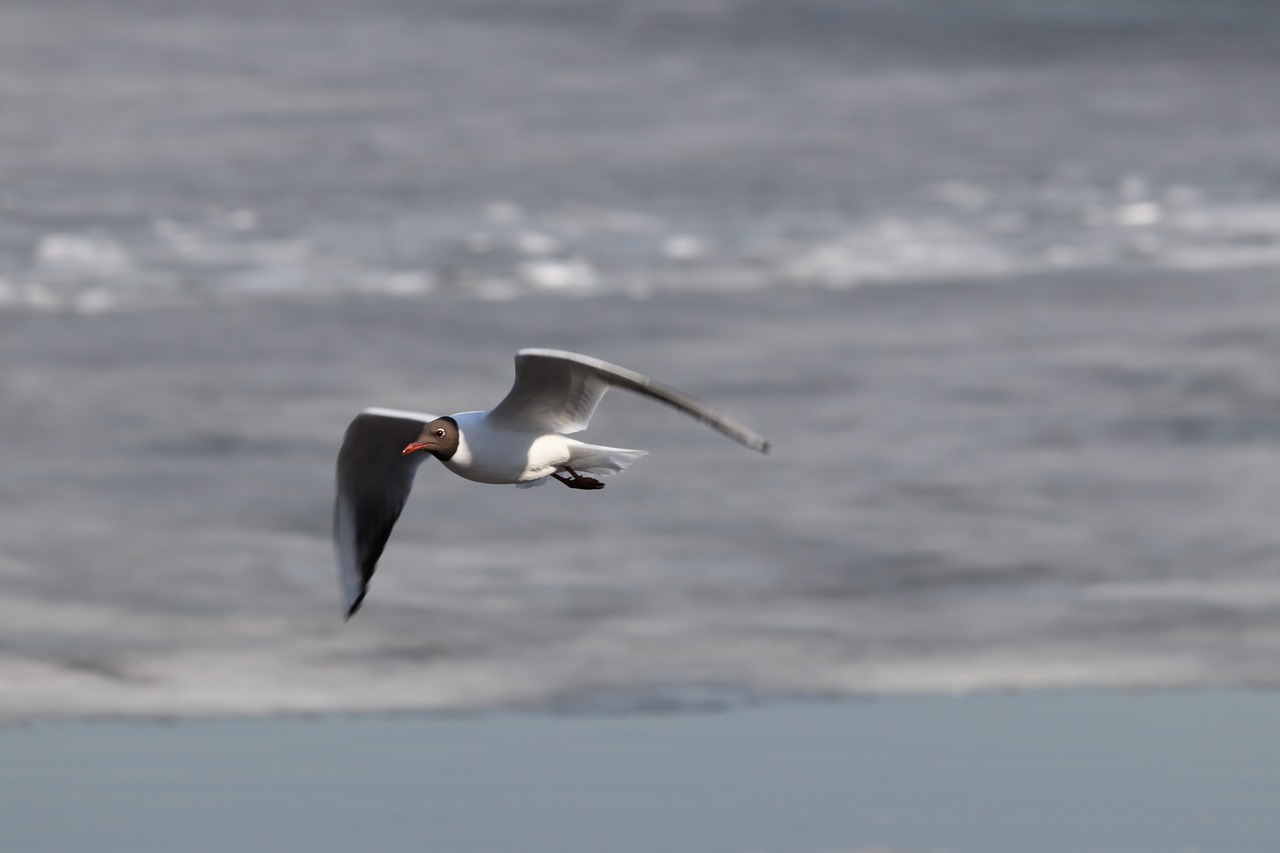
[
  {"left": 515, "top": 231, "right": 560, "bottom": 256},
  {"left": 356, "top": 271, "right": 436, "bottom": 296},
  {"left": 662, "top": 234, "right": 707, "bottom": 261},
  {"left": 8, "top": 189, "right": 1280, "bottom": 316},
  {"left": 779, "top": 219, "right": 1015, "bottom": 287},
  {"left": 35, "top": 234, "right": 133, "bottom": 277},
  {"left": 518, "top": 257, "right": 599, "bottom": 292}
]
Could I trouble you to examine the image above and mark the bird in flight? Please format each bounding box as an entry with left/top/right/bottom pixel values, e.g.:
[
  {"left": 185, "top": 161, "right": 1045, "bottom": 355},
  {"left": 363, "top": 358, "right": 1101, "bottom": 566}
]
[{"left": 334, "top": 348, "right": 770, "bottom": 617}]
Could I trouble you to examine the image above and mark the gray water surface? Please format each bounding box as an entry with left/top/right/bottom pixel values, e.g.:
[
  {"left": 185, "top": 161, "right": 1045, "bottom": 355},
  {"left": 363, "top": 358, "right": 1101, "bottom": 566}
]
[
  {"left": 4, "top": 273, "right": 1280, "bottom": 719},
  {"left": 3, "top": 0, "right": 1280, "bottom": 308},
  {"left": 3, "top": 0, "right": 1280, "bottom": 720},
  {"left": 4, "top": 691, "right": 1278, "bottom": 853}
]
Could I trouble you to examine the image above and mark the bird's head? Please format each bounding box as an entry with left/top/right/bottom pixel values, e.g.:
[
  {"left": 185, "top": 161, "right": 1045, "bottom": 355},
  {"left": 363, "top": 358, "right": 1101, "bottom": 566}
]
[{"left": 402, "top": 416, "right": 460, "bottom": 461}]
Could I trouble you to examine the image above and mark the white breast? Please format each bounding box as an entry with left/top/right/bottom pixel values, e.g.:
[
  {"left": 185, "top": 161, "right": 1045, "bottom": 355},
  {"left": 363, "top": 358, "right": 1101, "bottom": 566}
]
[{"left": 441, "top": 411, "right": 571, "bottom": 484}]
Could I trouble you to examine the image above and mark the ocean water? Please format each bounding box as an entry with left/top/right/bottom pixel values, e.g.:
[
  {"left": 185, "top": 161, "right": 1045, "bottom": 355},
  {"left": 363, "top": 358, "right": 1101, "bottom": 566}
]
[
  {"left": 3, "top": 0, "right": 1280, "bottom": 311},
  {"left": 5, "top": 692, "right": 1279, "bottom": 853},
  {"left": 2, "top": 0, "right": 1280, "bottom": 721}
]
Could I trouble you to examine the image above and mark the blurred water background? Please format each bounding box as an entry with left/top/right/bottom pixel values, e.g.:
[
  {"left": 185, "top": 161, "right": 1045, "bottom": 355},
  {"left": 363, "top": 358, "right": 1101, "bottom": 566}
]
[{"left": 3, "top": 0, "right": 1280, "bottom": 721}]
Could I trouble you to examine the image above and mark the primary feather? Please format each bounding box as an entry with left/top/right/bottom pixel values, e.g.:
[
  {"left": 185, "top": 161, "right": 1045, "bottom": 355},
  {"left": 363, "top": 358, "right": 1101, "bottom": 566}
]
[{"left": 334, "top": 408, "right": 434, "bottom": 617}]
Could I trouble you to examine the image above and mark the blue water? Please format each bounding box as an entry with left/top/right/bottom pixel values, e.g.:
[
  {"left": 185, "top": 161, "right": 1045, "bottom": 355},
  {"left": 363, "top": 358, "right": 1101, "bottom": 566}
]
[{"left": 3, "top": 691, "right": 1278, "bottom": 853}]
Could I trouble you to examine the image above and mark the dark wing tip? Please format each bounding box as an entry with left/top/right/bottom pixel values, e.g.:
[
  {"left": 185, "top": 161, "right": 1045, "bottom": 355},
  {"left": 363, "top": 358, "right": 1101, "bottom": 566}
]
[{"left": 335, "top": 409, "right": 434, "bottom": 620}]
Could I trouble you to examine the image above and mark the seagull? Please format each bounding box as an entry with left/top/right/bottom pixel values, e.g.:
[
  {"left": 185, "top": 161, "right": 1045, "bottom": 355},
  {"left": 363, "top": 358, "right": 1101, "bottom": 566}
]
[{"left": 334, "top": 348, "right": 770, "bottom": 617}]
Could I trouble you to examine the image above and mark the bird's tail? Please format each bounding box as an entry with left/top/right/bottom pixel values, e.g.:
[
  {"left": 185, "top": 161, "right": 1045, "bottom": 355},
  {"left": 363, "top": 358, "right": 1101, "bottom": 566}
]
[{"left": 566, "top": 443, "right": 649, "bottom": 476}]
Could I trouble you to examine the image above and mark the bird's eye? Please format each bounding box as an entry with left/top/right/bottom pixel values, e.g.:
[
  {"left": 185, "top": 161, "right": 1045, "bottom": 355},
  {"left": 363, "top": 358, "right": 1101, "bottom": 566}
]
[{"left": 435, "top": 428, "right": 446, "bottom": 438}]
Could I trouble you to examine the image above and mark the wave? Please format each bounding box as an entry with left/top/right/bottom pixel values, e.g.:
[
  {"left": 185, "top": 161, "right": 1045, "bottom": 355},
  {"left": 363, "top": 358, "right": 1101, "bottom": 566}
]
[{"left": 6, "top": 182, "right": 1280, "bottom": 313}]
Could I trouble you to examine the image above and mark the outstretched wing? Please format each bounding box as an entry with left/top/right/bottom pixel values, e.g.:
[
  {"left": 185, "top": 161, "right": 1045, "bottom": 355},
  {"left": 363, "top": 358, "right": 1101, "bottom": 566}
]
[
  {"left": 333, "top": 407, "right": 434, "bottom": 618},
  {"left": 486, "top": 348, "right": 771, "bottom": 453}
]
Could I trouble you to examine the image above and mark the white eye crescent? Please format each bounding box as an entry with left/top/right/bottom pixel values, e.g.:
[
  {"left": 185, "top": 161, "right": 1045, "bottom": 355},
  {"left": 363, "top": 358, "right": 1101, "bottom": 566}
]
[{"left": 435, "top": 428, "right": 446, "bottom": 438}]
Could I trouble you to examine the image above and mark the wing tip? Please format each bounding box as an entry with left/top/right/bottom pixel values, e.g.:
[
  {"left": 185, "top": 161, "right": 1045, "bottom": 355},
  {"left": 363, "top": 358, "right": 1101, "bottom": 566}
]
[{"left": 344, "top": 590, "right": 366, "bottom": 621}]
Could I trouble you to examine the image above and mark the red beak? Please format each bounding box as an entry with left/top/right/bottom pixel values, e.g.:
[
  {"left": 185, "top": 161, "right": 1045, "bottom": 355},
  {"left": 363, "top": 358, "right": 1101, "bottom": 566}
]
[{"left": 402, "top": 442, "right": 430, "bottom": 456}]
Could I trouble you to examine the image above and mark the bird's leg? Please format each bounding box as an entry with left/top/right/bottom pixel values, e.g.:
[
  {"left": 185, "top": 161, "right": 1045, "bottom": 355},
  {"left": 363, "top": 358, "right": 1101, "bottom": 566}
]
[{"left": 551, "top": 466, "right": 605, "bottom": 490}]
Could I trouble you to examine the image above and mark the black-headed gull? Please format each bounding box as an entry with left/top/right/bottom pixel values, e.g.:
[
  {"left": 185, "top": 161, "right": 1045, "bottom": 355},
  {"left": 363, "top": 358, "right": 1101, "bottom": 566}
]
[{"left": 334, "top": 348, "right": 770, "bottom": 617}]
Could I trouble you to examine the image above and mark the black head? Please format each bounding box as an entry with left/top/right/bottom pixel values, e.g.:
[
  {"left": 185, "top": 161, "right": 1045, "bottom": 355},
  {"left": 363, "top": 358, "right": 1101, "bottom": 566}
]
[{"left": 401, "top": 416, "right": 459, "bottom": 461}]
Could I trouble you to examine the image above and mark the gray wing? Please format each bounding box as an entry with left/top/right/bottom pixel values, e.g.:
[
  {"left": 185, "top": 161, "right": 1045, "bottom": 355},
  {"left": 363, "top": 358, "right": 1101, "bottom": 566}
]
[
  {"left": 486, "top": 348, "right": 771, "bottom": 453},
  {"left": 334, "top": 408, "right": 434, "bottom": 618}
]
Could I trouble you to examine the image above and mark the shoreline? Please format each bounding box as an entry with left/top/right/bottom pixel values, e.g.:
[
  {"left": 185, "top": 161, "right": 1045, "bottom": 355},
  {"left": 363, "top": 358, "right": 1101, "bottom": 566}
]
[{"left": 3, "top": 680, "right": 1278, "bottom": 730}]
